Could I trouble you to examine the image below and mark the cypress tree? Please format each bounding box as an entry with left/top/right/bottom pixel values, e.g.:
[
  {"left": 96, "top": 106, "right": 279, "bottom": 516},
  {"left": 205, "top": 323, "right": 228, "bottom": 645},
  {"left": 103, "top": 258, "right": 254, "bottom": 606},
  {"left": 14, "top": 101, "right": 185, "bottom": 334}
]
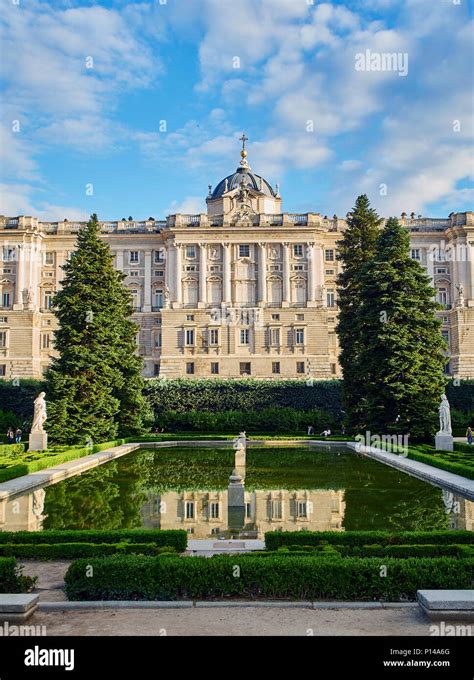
[
  {"left": 46, "top": 214, "right": 152, "bottom": 444},
  {"left": 336, "top": 195, "right": 383, "bottom": 431},
  {"left": 357, "top": 217, "right": 447, "bottom": 440}
]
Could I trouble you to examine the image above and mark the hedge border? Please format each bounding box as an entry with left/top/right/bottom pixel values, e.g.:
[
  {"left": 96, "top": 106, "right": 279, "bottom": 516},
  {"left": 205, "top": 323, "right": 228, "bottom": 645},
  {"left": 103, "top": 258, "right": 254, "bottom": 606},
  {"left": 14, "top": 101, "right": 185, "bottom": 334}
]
[{"left": 264, "top": 530, "right": 474, "bottom": 550}]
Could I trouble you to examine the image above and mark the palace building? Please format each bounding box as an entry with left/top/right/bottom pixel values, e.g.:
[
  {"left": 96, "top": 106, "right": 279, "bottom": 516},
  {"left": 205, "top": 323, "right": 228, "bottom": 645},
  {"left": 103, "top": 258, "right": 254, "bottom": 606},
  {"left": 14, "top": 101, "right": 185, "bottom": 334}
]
[{"left": 0, "top": 137, "right": 473, "bottom": 381}]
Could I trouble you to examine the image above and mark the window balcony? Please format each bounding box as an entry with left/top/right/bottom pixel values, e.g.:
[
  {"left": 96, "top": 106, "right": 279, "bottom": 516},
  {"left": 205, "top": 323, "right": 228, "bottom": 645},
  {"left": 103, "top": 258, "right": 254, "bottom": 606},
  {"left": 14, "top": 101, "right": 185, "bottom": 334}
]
[
  {"left": 152, "top": 306, "right": 163, "bottom": 312},
  {"left": 132, "top": 306, "right": 142, "bottom": 313}
]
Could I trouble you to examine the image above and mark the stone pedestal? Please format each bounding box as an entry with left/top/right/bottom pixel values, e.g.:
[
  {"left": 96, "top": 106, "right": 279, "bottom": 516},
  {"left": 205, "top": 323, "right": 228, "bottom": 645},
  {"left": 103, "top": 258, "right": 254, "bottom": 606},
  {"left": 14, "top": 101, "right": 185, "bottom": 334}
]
[
  {"left": 28, "top": 432, "right": 48, "bottom": 452},
  {"left": 228, "top": 470, "right": 245, "bottom": 507},
  {"left": 435, "top": 433, "right": 454, "bottom": 451}
]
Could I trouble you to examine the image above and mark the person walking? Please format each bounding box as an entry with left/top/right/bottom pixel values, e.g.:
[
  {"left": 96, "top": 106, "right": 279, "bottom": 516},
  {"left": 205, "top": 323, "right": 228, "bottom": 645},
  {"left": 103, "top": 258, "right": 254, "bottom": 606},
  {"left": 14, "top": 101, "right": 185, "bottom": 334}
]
[
  {"left": 466, "top": 427, "right": 473, "bottom": 445},
  {"left": 15, "top": 428, "right": 22, "bottom": 444},
  {"left": 6, "top": 427, "right": 14, "bottom": 444}
]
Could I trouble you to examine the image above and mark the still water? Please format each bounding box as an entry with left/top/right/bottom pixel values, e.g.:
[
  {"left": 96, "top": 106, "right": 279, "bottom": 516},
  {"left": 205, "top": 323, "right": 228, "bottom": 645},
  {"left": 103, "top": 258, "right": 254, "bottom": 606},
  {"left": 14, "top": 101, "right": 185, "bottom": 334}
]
[{"left": 0, "top": 446, "right": 471, "bottom": 538}]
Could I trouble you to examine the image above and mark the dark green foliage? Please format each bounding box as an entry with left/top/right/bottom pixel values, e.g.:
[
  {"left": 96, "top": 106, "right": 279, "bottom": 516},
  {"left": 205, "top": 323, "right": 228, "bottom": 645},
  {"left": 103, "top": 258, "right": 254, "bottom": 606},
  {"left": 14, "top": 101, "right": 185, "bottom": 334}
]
[
  {"left": 336, "top": 195, "right": 383, "bottom": 431},
  {"left": 269, "top": 544, "right": 474, "bottom": 558},
  {"left": 0, "top": 558, "right": 36, "bottom": 593},
  {"left": 265, "top": 530, "right": 474, "bottom": 550},
  {"left": 146, "top": 378, "right": 342, "bottom": 416},
  {"left": 0, "top": 379, "right": 44, "bottom": 424},
  {"left": 158, "top": 407, "right": 336, "bottom": 433},
  {"left": 356, "top": 218, "right": 447, "bottom": 439},
  {"left": 0, "top": 529, "right": 187, "bottom": 552},
  {"left": 0, "top": 543, "right": 177, "bottom": 560},
  {"left": 64, "top": 554, "right": 474, "bottom": 601},
  {"left": 45, "top": 214, "right": 152, "bottom": 444}
]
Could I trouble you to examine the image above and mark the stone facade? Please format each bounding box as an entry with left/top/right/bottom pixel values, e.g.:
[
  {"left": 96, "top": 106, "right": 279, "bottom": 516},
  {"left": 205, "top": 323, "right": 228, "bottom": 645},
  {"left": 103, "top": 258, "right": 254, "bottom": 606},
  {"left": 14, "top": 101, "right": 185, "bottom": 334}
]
[{"left": 0, "top": 146, "right": 473, "bottom": 380}]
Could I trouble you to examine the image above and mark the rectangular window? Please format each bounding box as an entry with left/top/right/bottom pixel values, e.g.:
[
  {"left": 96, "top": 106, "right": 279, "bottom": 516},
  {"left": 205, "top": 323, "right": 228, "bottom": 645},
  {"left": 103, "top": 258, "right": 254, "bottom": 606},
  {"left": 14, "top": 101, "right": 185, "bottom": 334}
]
[
  {"left": 293, "top": 264, "right": 304, "bottom": 271},
  {"left": 411, "top": 249, "right": 421, "bottom": 260},
  {"left": 44, "top": 252, "right": 54, "bottom": 265},
  {"left": 296, "top": 361, "right": 305, "bottom": 374},
  {"left": 240, "top": 362, "right": 251, "bottom": 376},
  {"left": 293, "top": 244, "right": 303, "bottom": 257},
  {"left": 186, "top": 315, "right": 195, "bottom": 321},
  {"left": 271, "top": 314, "right": 280, "bottom": 321},
  {"left": 154, "top": 250, "right": 164, "bottom": 263},
  {"left": 1, "top": 293, "right": 10, "bottom": 308},
  {"left": 239, "top": 244, "right": 250, "bottom": 258},
  {"left": 297, "top": 501, "right": 308, "bottom": 518},
  {"left": 186, "top": 265, "right": 196, "bottom": 272},
  {"left": 129, "top": 270, "right": 139, "bottom": 277},
  {"left": 154, "top": 290, "right": 163, "bottom": 310},
  {"left": 154, "top": 363, "right": 160, "bottom": 376},
  {"left": 331, "top": 363, "right": 337, "bottom": 375},
  {"left": 295, "top": 328, "right": 305, "bottom": 345},
  {"left": 0, "top": 331, "right": 7, "bottom": 348},
  {"left": 0, "top": 317, "right": 7, "bottom": 323},
  {"left": 129, "top": 251, "right": 139, "bottom": 264},
  {"left": 325, "top": 249, "right": 335, "bottom": 262},
  {"left": 296, "top": 313, "right": 304, "bottom": 321},
  {"left": 2, "top": 247, "right": 14, "bottom": 262},
  {"left": 210, "top": 502, "right": 220, "bottom": 519},
  {"left": 0, "top": 365, "right": 5, "bottom": 377},
  {"left": 185, "top": 329, "right": 195, "bottom": 346},
  {"left": 185, "top": 501, "right": 195, "bottom": 519},
  {"left": 240, "top": 329, "right": 250, "bottom": 345},
  {"left": 186, "top": 362, "right": 195, "bottom": 375},
  {"left": 272, "top": 361, "right": 281, "bottom": 374},
  {"left": 41, "top": 333, "right": 50, "bottom": 350},
  {"left": 209, "top": 328, "right": 219, "bottom": 345},
  {"left": 44, "top": 292, "right": 53, "bottom": 310},
  {"left": 327, "top": 290, "right": 335, "bottom": 308},
  {"left": 441, "top": 330, "right": 450, "bottom": 344},
  {"left": 245, "top": 502, "right": 252, "bottom": 518},
  {"left": 155, "top": 332, "right": 162, "bottom": 348},
  {"left": 437, "top": 287, "right": 448, "bottom": 306},
  {"left": 325, "top": 269, "right": 335, "bottom": 275},
  {"left": 186, "top": 245, "right": 196, "bottom": 259},
  {"left": 154, "top": 270, "right": 164, "bottom": 277},
  {"left": 270, "top": 500, "right": 283, "bottom": 520},
  {"left": 211, "top": 362, "right": 219, "bottom": 375},
  {"left": 270, "top": 327, "right": 280, "bottom": 346}
]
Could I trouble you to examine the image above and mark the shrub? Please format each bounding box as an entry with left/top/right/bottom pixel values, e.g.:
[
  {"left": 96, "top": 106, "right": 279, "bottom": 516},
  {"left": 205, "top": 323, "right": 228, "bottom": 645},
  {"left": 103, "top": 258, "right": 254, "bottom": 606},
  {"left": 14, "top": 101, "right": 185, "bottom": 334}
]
[
  {"left": 265, "top": 530, "right": 474, "bottom": 550},
  {"left": 407, "top": 448, "right": 474, "bottom": 480},
  {"left": 0, "top": 557, "right": 36, "bottom": 593},
  {"left": 64, "top": 554, "right": 474, "bottom": 601},
  {"left": 270, "top": 544, "right": 474, "bottom": 559},
  {"left": 0, "top": 443, "right": 27, "bottom": 457},
  {"left": 0, "top": 543, "right": 177, "bottom": 560},
  {"left": 0, "top": 530, "right": 187, "bottom": 553}
]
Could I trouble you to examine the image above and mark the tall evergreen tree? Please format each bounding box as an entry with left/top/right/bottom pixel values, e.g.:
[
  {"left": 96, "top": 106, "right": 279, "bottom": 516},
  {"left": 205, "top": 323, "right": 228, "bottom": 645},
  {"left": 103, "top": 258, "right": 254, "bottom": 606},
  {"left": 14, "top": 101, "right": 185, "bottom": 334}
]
[
  {"left": 336, "top": 195, "right": 383, "bottom": 431},
  {"left": 46, "top": 214, "right": 152, "bottom": 444},
  {"left": 356, "top": 217, "right": 447, "bottom": 440}
]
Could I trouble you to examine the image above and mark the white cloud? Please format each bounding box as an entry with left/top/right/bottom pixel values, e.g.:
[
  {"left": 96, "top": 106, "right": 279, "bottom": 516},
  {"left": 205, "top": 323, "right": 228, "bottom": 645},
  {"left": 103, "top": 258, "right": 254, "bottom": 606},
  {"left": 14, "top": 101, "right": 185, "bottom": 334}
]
[
  {"left": 0, "top": 183, "right": 89, "bottom": 221},
  {"left": 165, "top": 196, "right": 206, "bottom": 215}
]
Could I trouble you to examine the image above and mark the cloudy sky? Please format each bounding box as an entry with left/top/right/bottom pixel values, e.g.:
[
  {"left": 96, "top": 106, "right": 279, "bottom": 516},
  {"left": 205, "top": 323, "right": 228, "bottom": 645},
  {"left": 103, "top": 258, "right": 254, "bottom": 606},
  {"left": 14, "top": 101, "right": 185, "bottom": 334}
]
[{"left": 0, "top": 0, "right": 472, "bottom": 221}]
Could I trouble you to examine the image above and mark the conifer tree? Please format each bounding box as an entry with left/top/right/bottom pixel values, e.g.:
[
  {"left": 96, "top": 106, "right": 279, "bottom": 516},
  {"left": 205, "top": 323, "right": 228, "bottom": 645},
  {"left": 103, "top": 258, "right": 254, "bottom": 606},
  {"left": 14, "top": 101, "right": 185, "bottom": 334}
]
[
  {"left": 46, "top": 214, "right": 152, "bottom": 444},
  {"left": 336, "top": 195, "right": 383, "bottom": 431},
  {"left": 356, "top": 217, "right": 447, "bottom": 440}
]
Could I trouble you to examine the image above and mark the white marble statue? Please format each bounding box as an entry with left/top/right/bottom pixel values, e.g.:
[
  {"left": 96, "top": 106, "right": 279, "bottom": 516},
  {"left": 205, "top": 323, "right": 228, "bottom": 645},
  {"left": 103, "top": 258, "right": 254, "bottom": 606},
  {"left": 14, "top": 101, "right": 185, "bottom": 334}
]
[
  {"left": 163, "top": 286, "right": 171, "bottom": 309},
  {"left": 31, "top": 392, "right": 47, "bottom": 433},
  {"left": 456, "top": 283, "right": 465, "bottom": 308},
  {"left": 438, "top": 394, "right": 452, "bottom": 435},
  {"left": 233, "top": 431, "right": 247, "bottom": 451}
]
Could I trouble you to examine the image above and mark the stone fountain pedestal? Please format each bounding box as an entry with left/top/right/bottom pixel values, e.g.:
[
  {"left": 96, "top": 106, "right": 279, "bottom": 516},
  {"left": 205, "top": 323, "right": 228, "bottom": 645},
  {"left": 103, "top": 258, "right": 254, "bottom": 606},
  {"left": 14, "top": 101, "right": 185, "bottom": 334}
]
[
  {"left": 28, "top": 432, "right": 48, "bottom": 452},
  {"left": 435, "top": 433, "right": 453, "bottom": 451}
]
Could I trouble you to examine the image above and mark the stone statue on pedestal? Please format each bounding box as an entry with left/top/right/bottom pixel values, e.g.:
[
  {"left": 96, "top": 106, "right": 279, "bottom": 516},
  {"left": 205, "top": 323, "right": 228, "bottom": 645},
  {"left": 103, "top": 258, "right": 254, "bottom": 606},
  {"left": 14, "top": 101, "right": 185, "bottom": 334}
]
[
  {"left": 435, "top": 394, "right": 453, "bottom": 451},
  {"left": 456, "top": 283, "right": 465, "bottom": 308},
  {"left": 163, "top": 286, "right": 171, "bottom": 309},
  {"left": 29, "top": 392, "right": 48, "bottom": 452}
]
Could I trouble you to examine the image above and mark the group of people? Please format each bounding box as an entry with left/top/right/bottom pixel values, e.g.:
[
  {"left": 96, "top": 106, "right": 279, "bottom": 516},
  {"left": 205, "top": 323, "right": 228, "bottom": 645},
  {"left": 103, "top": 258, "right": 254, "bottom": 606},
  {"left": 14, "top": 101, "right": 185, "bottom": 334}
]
[{"left": 6, "top": 427, "right": 22, "bottom": 444}]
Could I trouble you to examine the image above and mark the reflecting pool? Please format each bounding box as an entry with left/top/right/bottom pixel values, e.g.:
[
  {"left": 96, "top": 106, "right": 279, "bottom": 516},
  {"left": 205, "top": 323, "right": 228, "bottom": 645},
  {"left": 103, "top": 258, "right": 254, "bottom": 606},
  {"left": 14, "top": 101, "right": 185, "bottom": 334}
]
[{"left": 0, "top": 446, "right": 472, "bottom": 538}]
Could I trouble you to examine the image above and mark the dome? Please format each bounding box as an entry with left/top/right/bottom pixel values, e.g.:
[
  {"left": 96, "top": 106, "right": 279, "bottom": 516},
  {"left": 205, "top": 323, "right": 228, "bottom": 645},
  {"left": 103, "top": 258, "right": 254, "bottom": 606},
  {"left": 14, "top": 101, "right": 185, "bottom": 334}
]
[{"left": 211, "top": 166, "right": 276, "bottom": 200}]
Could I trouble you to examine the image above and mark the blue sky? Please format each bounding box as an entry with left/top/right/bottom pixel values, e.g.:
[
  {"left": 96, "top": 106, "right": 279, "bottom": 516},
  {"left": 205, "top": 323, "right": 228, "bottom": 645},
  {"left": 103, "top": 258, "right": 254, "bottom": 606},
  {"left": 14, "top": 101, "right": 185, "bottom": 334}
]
[{"left": 0, "top": 0, "right": 473, "bottom": 221}]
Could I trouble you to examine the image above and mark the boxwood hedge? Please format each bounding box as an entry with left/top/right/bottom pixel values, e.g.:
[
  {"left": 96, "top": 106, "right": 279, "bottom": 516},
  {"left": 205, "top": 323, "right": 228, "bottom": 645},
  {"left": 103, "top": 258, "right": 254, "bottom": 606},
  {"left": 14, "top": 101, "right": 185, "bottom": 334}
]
[
  {"left": 0, "top": 530, "right": 187, "bottom": 553},
  {"left": 0, "top": 543, "right": 177, "bottom": 560},
  {"left": 64, "top": 554, "right": 474, "bottom": 601},
  {"left": 0, "top": 557, "right": 36, "bottom": 593},
  {"left": 265, "top": 530, "right": 474, "bottom": 550}
]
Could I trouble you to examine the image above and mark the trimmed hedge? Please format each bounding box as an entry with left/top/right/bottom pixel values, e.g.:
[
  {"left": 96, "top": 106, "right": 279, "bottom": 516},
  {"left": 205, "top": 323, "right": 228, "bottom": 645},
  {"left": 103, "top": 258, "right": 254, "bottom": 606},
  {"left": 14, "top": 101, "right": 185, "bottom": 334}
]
[
  {"left": 408, "top": 447, "right": 474, "bottom": 481},
  {"left": 0, "top": 443, "right": 27, "bottom": 456},
  {"left": 0, "top": 557, "right": 36, "bottom": 593},
  {"left": 64, "top": 554, "right": 474, "bottom": 601},
  {"left": 0, "top": 438, "right": 128, "bottom": 483},
  {"left": 265, "top": 530, "right": 474, "bottom": 550},
  {"left": 0, "top": 530, "right": 187, "bottom": 553},
  {"left": 0, "top": 543, "right": 177, "bottom": 560},
  {"left": 268, "top": 544, "right": 474, "bottom": 559}
]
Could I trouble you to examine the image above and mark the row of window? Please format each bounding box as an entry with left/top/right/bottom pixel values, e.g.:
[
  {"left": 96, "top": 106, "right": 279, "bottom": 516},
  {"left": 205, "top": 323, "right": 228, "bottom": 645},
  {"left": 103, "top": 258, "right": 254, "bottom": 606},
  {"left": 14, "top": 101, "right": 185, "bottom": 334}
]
[
  {"left": 0, "top": 331, "right": 51, "bottom": 350},
  {"left": 182, "top": 499, "right": 310, "bottom": 521},
  {"left": 182, "top": 327, "right": 306, "bottom": 348},
  {"left": 178, "top": 361, "right": 321, "bottom": 376}
]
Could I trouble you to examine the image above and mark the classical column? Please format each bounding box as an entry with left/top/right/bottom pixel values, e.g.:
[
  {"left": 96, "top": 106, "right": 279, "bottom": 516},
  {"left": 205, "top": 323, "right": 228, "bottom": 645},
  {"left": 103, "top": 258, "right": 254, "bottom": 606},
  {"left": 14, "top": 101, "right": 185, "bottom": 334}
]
[
  {"left": 307, "top": 242, "right": 316, "bottom": 304},
  {"left": 199, "top": 243, "right": 207, "bottom": 306},
  {"left": 425, "top": 246, "right": 435, "bottom": 286},
  {"left": 30, "top": 242, "right": 40, "bottom": 308},
  {"left": 223, "top": 243, "right": 231, "bottom": 304},
  {"left": 174, "top": 243, "right": 182, "bottom": 305},
  {"left": 257, "top": 242, "right": 267, "bottom": 306},
  {"left": 56, "top": 251, "right": 66, "bottom": 288},
  {"left": 468, "top": 241, "right": 474, "bottom": 303},
  {"left": 282, "top": 242, "right": 290, "bottom": 305},
  {"left": 13, "top": 244, "right": 24, "bottom": 309},
  {"left": 115, "top": 250, "right": 124, "bottom": 272},
  {"left": 143, "top": 250, "right": 152, "bottom": 312},
  {"left": 314, "top": 245, "right": 324, "bottom": 306}
]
